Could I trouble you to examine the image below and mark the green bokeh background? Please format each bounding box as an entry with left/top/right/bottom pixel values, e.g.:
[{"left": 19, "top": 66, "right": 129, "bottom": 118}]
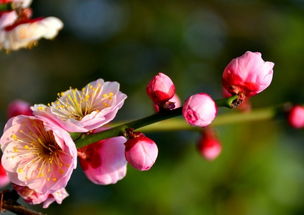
[{"left": 1, "top": 0, "right": 304, "bottom": 214}]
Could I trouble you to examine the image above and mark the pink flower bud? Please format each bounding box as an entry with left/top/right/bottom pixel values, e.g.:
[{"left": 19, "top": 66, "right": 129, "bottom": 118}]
[
  {"left": 288, "top": 105, "right": 304, "bottom": 129},
  {"left": 222, "top": 51, "right": 274, "bottom": 97},
  {"left": 125, "top": 134, "right": 158, "bottom": 171},
  {"left": 146, "top": 73, "right": 175, "bottom": 104},
  {"left": 0, "top": 161, "right": 9, "bottom": 188},
  {"left": 7, "top": 99, "right": 32, "bottom": 118},
  {"left": 153, "top": 93, "right": 181, "bottom": 112},
  {"left": 182, "top": 93, "right": 217, "bottom": 127},
  {"left": 78, "top": 137, "right": 128, "bottom": 185},
  {"left": 198, "top": 129, "right": 222, "bottom": 161}
]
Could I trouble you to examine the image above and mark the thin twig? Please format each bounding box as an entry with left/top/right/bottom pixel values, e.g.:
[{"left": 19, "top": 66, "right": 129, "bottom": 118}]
[{"left": 2, "top": 203, "right": 46, "bottom": 215}]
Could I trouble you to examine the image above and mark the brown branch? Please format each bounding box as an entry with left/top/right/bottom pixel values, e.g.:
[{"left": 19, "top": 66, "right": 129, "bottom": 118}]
[
  {"left": 0, "top": 190, "right": 46, "bottom": 215},
  {"left": 1, "top": 203, "right": 46, "bottom": 215}
]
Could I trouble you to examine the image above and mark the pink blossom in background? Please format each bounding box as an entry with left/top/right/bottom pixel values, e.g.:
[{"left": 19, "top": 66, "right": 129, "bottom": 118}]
[
  {"left": 0, "top": 0, "right": 33, "bottom": 29},
  {"left": 198, "top": 129, "right": 222, "bottom": 161},
  {"left": 222, "top": 51, "right": 274, "bottom": 97},
  {"left": 0, "top": 11, "right": 17, "bottom": 28},
  {"left": 14, "top": 185, "right": 69, "bottom": 208},
  {"left": 0, "top": 160, "right": 9, "bottom": 187},
  {"left": 182, "top": 93, "right": 217, "bottom": 127},
  {"left": 7, "top": 99, "right": 32, "bottom": 118},
  {"left": 0, "top": 17, "right": 63, "bottom": 51},
  {"left": 78, "top": 136, "right": 127, "bottom": 185},
  {"left": 0, "top": 0, "right": 32, "bottom": 8},
  {"left": 146, "top": 73, "right": 175, "bottom": 104},
  {"left": 32, "top": 79, "right": 127, "bottom": 133},
  {"left": 288, "top": 105, "right": 304, "bottom": 129},
  {"left": 0, "top": 115, "right": 77, "bottom": 193},
  {"left": 125, "top": 134, "right": 158, "bottom": 171}
]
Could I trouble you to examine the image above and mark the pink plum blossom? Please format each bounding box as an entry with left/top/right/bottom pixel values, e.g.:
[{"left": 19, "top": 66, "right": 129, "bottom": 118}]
[
  {"left": 78, "top": 136, "right": 127, "bottom": 185},
  {"left": 0, "top": 17, "right": 63, "bottom": 51},
  {"left": 198, "top": 129, "right": 222, "bottom": 161},
  {"left": 182, "top": 93, "right": 217, "bottom": 127},
  {"left": 222, "top": 51, "right": 274, "bottom": 97},
  {"left": 288, "top": 105, "right": 304, "bottom": 129},
  {"left": 0, "top": 115, "right": 77, "bottom": 193},
  {"left": 7, "top": 99, "right": 32, "bottom": 118},
  {"left": 32, "top": 79, "right": 127, "bottom": 133},
  {"left": 14, "top": 184, "right": 69, "bottom": 208},
  {"left": 0, "top": 0, "right": 33, "bottom": 29},
  {"left": 0, "top": 160, "right": 9, "bottom": 187},
  {"left": 146, "top": 73, "right": 175, "bottom": 104},
  {"left": 125, "top": 134, "right": 158, "bottom": 171}
]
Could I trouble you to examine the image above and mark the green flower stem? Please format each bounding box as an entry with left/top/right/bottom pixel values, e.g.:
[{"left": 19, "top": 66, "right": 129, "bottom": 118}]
[
  {"left": 139, "top": 106, "right": 278, "bottom": 132},
  {"left": 75, "top": 95, "right": 240, "bottom": 148},
  {"left": 0, "top": 3, "right": 13, "bottom": 11}
]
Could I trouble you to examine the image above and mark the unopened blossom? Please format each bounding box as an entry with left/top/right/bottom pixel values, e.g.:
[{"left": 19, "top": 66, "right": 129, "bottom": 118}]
[
  {"left": 78, "top": 136, "right": 127, "bottom": 185},
  {"left": 153, "top": 93, "right": 181, "bottom": 112},
  {"left": 198, "top": 129, "right": 222, "bottom": 161},
  {"left": 7, "top": 99, "right": 32, "bottom": 118},
  {"left": 170, "top": 94, "right": 181, "bottom": 108},
  {"left": 32, "top": 79, "right": 127, "bottom": 132},
  {"left": 0, "top": 17, "right": 63, "bottom": 51},
  {"left": 0, "top": 115, "right": 77, "bottom": 193},
  {"left": 0, "top": 160, "right": 9, "bottom": 187},
  {"left": 182, "top": 93, "right": 217, "bottom": 127},
  {"left": 125, "top": 134, "right": 158, "bottom": 171},
  {"left": 14, "top": 185, "right": 68, "bottom": 208},
  {"left": 288, "top": 105, "right": 304, "bottom": 129},
  {"left": 222, "top": 51, "right": 274, "bottom": 98},
  {"left": 146, "top": 73, "right": 175, "bottom": 104}
]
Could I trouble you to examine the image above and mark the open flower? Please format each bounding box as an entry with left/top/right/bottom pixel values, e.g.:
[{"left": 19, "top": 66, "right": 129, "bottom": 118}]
[
  {"left": 78, "top": 136, "right": 127, "bottom": 185},
  {"left": 32, "top": 79, "right": 127, "bottom": 132},
  {"left": 0, "top": 115, "right": 77, "bottom": 193},
  {"left": 0, "top": 17, "right": 63, "bottom": 51},
  {"left": 0, "top": 0, "right": 62, "bottom": 51},
  {"left": 14, "top": 185, "right": 69, "bottom": 208}
]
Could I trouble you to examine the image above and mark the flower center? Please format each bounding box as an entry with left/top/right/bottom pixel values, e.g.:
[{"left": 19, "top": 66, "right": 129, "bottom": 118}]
[
  {"left": 48, "top": 83, "right": 114, "bottom": 121},
  {"left": 10, "top": 119, "right": 69, "bottom": 181}
]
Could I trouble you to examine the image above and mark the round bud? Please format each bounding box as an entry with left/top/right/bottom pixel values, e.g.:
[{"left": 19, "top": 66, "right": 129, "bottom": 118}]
[
  {"left": 182, "top": 93, "right": 217, "bottom": 127},
  {"left": 125, "top": 135, "right": 158, "bottom": 171},
  {"left": 146, "top": 73, "right": 175, "bottom": 104},
  {"left": 288, "top": 105, "right": 304, "bottom": 129}
]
